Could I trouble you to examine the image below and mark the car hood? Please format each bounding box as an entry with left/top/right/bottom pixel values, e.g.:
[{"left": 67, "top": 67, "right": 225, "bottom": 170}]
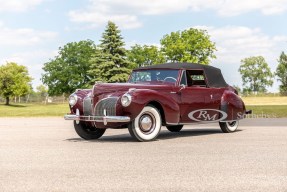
[{"left": 93, "top": 82, "right": 174, "bottom": 97}]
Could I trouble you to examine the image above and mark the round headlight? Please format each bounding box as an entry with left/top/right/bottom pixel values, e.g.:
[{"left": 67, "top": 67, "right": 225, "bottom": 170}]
[
  {"left": 121, "top": 93, "right": 132, "bottom": 107},
  {"left": 69, "top": 94, "right": 78, "bottom": 107}
]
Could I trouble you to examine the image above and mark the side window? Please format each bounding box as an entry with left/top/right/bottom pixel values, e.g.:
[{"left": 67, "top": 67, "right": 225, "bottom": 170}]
[
  {"left": 180, "top": 71, "right": 187, "bottom": 86},
  {"left": 186, "top": 70, "right": 207, "bottom": 87}
]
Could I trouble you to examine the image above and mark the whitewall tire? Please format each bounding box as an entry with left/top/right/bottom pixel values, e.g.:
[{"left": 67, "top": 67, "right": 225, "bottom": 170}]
[
  {"left": 219, "top": 121, "right": 239, "bottom": 133},
  {"left": 128, "top": 106, "right": 162, "bottom": 142}
]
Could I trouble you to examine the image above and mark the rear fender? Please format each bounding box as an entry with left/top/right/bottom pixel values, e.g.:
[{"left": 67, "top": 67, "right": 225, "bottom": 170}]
[{"left": 220, "top": 90, "right": 246, "bottom": 121}]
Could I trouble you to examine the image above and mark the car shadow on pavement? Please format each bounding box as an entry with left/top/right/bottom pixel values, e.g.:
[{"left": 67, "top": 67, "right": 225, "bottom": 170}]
[
  {"left": 158, "top": 129, "right": 242, "bottom": 140},
  {"left": 66, "top": 133, "right": 135, "bottom": 143},
  {"left": 65, "top": 128, "right": 243, "bottom": 143}
]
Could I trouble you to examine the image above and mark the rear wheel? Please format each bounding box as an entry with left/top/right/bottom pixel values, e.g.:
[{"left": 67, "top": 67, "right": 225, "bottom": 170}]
[
  {"left": 166, "top": 125, "right": 183, "bottom": 132},
  {"left": 74, "top": 121, "right": 106, "bottom": 140},
  {"left": 219, "top": 121, "right": 239, "bottom": 133},
  {"left": 128, "top": 106, "right": 162, "bottom": 142}
]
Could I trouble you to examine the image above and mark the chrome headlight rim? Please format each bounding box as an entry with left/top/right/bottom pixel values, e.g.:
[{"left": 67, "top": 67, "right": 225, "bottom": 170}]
[
  {"left": 69, "top": 94, "right": 78, "bottom": 107},
  {"left": 121, "top": 93, "right": 132, "bottom": 107}
]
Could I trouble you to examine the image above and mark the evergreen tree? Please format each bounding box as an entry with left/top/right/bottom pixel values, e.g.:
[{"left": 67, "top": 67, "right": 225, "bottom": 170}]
[
  {"left": 88, "top": 48, "right": 106, "bottom": 83},
  {"left": 89, "top": 21, "right": 133, "bottom": 83}
]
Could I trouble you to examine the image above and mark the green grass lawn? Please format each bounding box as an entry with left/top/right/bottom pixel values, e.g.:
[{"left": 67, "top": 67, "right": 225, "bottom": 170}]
[
  {"left": 246, "top": 105, "right": 287, "bottom": 118},
  {"left": 0, "top": 103, "right": 69, "bottom": 117},
  {"left": 242, "top": 96, "right": 287, "bottom": 105},
  {"left": 0, "top": 103, "right": 287, "bottom": 118},
  {"left": 242, "top": 97, "right": 287, "bottom": 117}
]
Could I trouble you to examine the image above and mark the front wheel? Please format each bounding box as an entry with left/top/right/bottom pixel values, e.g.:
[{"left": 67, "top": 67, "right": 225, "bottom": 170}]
[
  {"left": 219, "top": 121, "right": 239, "bottom": 133},
  {"left": 128, "top": 106, "right": 162, "bottom": 142},
  {"left": 74, "top": 121, "right": 106, "bottom": 140}
]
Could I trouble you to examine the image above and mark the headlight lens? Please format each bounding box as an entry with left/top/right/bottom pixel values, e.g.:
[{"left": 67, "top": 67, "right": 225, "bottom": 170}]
[
  {"left": 69, "top": 94, "right": 78, "bottom": 107},
  {"left": 121, "top": 93, "right": 132, "bottom": 107}
]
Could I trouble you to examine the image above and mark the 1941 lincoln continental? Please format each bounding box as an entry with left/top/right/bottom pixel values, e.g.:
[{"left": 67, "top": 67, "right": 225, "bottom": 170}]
[{"left": 64, "top": 63, "right": 251, "bottom": 142}]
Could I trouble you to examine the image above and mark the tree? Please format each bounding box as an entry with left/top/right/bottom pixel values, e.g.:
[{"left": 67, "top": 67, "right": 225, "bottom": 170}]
[
  {"left": 0, "top": 62, "right": 32, "bottom": 105},
  {"left": 36, "top": 85, "right": 48, "bottom": 97},
  {"left": 88, "top": 21, "right": 133, "bottom": 83},
  {"left": 127, "top": 44, "right": 166, "bottom": 67},
  {"left": 160, "top": 28, "right": 216, "bottom": 64},
  {"left": 36, "top": 85, "right": 48, "bottom": 103},
  {"left": 239, "top": 56, "right": 273, "bottom": 93},
  {"left": 42, "top": 40, "right": 96, "bottom": 96},
  {"left": 275, "top": 51, "right": 287, "bottom": 94},
  {"left": 232, "top": 85, "right": 242, "bottom": 95}
]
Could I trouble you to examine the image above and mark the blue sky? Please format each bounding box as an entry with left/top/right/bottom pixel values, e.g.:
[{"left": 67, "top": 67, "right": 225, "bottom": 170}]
[{"left": 1, "top": 0, "right": 287, "bottom": 92}]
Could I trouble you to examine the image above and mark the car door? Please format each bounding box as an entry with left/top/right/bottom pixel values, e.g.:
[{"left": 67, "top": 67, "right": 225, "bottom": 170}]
[{"left": 179, "top": 70, "right": 222, "bottom": 123}]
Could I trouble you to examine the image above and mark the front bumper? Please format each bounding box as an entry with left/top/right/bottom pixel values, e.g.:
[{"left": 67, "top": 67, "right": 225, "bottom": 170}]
[{"left": 64, "top": 109, "right": 130, "bottom": 125}]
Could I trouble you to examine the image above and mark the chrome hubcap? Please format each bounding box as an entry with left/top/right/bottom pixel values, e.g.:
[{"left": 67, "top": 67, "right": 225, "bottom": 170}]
[
  {"left": 141, "top": 116, "right": 152, "bottom": 130},
  {"left": 226, "top": 121, "right": 239, "bottom": 131},
  {"left": 139, "top": 113, "right": 155, "bottom": 134},
  {"left": 228, "top": 121, "right": 236, "bottom": 126}
]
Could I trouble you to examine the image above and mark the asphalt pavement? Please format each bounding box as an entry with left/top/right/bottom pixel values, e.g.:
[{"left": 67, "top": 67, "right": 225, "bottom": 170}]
[{"left": 0, "top": 118, "right": 287, "bottom": 191}]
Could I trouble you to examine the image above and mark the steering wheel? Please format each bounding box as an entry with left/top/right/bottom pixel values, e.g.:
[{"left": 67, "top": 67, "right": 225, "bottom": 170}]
[{"left": 163, "top": 77, "right": 177, "bottom": 83}]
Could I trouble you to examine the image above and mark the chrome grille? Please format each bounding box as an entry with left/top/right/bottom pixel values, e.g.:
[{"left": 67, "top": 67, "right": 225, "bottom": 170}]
[
  {"left": 95, "top": 97, "right": 118, "bottom": 116},
  {"left": 83, "top": 97, "right": 92, "bottom": 115}
]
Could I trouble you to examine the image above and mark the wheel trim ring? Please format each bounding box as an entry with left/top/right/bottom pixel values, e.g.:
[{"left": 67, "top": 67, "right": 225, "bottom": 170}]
[
  {"left": 226, "top": 121, "right": 238, "bottom": 131},
  {"left": 138, "top": 112, "right": 156, "bottom": 135},
  {"left": 228, "top": 121, "right": 236, "bottom": 126}
]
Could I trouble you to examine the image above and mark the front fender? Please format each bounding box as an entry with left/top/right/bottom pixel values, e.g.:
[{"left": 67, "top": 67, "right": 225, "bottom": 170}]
[
  {"left": 220, "top": 90, "right": 246, "bottom": 121},
  {"left": 70, "top": 89, "right": 92, "bottom": 115},
  {"left": 122, "top": 89, "right": 180, "bottom": 124}
]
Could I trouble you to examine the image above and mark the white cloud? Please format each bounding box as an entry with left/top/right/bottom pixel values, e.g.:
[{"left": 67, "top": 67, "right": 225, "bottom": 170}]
[
  {"left": 0, "top": 0, "right": 44, "bottom": 12},
  {"left": 69, "top": 3, "right": 142, "bottom": 29},
  {"left": 193, "top": 25, "right": 287, "bottom": 91},
  {"left": 0, "top": 22, "right": 58, "bottom": 46},
  {"left": 120, "top": 0, "right": 287, "bottom": 16},
  {"left": 197, "top": 26, "right": 275, "bottom": 63},
  {"left": 0, "top": 22, "right": 58, "bottom": 88},
  {"left": 0, "top": 50, "right": 58, "bottom": 89},
  {"left": 212, "top": 0, "right": 287, "bottom": 16},
  {"left": 0, "top": 50, "right": 55, "bottom": 64},
  {"left": 69, "top": 11, "right": 141, "bottom": 29},
  {"left": 69, "top": 0, "right": 287, "bottom": 28}
]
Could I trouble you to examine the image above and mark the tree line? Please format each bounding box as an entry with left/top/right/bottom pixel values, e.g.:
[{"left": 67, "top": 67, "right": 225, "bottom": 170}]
[
  {"left": 238, "top": 53, "right": 287, "bottom": 95},
  {"left": 0, "top": 21, "right": 286, "bottom": 105},
  {"left": 41, "top": 21, "right": 216, "bottom": 96}
]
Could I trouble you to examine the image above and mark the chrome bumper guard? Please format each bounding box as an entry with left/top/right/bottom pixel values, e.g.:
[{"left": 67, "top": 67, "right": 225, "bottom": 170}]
[{"left": 64, "top": 110, "right": 130, "bottom": 125}]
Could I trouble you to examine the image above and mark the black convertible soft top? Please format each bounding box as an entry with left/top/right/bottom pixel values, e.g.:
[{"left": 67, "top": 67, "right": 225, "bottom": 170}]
[{"left": 138, "top": 63, "right": 229, "bottom": 88}]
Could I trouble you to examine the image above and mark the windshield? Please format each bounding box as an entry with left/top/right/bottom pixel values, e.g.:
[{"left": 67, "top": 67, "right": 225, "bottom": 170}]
[{"left": 129, "top": 69, "right": 179, "bottom": 85}]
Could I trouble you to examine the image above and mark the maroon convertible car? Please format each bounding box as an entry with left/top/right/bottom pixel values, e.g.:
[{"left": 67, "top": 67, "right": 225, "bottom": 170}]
[{"left": 64, "top": 63, "right": 251, "bottom": 142}]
